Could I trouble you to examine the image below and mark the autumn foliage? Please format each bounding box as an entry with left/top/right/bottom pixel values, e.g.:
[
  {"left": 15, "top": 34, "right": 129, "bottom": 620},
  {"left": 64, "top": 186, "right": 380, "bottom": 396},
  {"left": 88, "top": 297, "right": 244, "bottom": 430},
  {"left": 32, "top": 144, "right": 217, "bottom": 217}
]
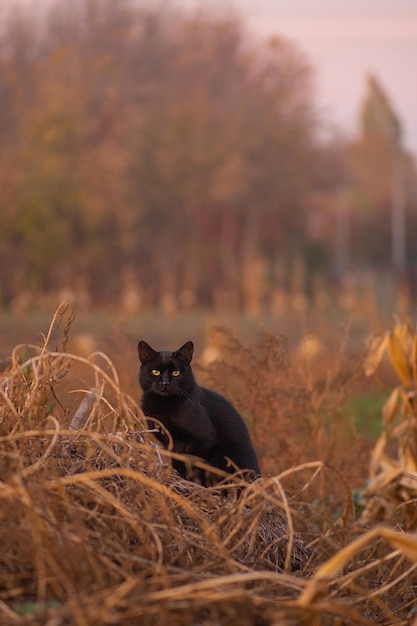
[
  {"left": 2, "top": 1, "right": 416, "bottom": 315},
  {"left": 0, "top": 0, "right": 324, "bottom": 309}
]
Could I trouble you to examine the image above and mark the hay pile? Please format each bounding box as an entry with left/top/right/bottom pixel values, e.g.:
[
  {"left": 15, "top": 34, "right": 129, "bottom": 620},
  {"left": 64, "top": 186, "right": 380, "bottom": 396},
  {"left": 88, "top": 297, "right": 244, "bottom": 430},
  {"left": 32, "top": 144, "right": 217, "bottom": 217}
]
[{"left": 1, "top": 303, "right": 417, "bottom": 625}]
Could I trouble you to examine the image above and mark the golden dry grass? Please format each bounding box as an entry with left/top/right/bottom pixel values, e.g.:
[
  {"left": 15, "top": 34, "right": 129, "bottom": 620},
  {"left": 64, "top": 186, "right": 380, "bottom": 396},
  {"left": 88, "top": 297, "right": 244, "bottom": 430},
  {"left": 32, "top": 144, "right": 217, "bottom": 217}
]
[{"left": 1, "top": 302, "right": 417, "bottom": 625}]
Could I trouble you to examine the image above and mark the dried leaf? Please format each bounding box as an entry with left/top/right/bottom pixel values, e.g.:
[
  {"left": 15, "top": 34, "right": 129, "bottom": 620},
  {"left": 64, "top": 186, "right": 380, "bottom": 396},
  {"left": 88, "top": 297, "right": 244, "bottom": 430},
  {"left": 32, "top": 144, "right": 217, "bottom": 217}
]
[
  {"left": 391, "top": 419, "right": 409, "bottom": 440},
  {"left": 399, "top": 472, "right": 417, "bottom": 492},
  {"left": 382, "top": 387, "right": 400, "bottom": 430},
  {"left": 364, "top": 467, "right": 402, "bottom": 496},
  {"left": 393, "top": 318, "right": 413, "bottom": 346},
  {"left": 364, "top": 333, "right": 388, "bottom": 377},
  {"left": 369, "top": 432, "right": 388, "bottom": 479},
  {"left": 381, "top": 526, "right": 417, "bottom": 561},
  {"left": 413, "top": 337, "right": 417, "bottom": 389},
  {"left": 400, "top": 388, "right": 417, "bottom": 420},
  {"left": 387, "top": 331, "right": 412, "bottom": 388},
  {"left": 299, "top": 526, "right": 417, "bottom": 605},
  {"left": 399, "top": 445, "right": 417, "bottom": 473}
]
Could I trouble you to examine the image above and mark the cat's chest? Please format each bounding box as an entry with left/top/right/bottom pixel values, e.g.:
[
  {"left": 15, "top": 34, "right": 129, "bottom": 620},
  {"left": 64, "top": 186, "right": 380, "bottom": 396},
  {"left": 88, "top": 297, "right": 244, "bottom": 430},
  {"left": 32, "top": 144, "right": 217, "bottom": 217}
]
[
  {"left": 143, "top": 393, "right": 196, "bottom": 422},
  {"left": 142, "top": 393, "right": 215, "bottom": 440}
]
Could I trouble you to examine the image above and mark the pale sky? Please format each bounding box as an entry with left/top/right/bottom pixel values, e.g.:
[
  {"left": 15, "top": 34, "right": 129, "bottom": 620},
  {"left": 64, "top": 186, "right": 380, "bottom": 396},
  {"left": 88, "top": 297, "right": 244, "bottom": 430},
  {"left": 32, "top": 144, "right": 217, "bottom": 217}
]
[{"left": 179, "top": 0, "right": 417, "bottom": 156}]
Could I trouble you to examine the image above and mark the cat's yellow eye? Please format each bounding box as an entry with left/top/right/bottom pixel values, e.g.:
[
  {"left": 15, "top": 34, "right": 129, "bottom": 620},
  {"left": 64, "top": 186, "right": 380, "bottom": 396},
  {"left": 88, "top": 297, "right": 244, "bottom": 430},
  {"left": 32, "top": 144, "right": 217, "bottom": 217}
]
[
  {"left": 152, "top": 369, "right": 160, "bottom": 376},
  {"left": 172, "top": 370, "right": 180, "bottom": 377}
]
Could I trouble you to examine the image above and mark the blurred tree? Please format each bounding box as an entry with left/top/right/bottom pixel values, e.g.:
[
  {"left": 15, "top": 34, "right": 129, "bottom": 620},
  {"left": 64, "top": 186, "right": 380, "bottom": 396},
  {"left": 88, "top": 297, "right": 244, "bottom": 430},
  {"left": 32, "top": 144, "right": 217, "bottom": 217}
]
[
  {"left": 349, "top": 74, "right": 414, "bottom": 274},
  {"left": 361, "top": 74, "right": 402, "bottom": 143},
  {"left": 127, "top": 17, "right": 321, "bottom": 307},
  {"left": 0, "top": 0, "right": 343, "bottom": 309}
]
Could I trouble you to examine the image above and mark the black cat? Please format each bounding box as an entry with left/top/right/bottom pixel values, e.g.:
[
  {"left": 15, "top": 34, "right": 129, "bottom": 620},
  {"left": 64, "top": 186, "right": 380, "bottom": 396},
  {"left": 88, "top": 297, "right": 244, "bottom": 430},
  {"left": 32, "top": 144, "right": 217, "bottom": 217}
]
[{"left": 138, "top": 340, "right": 260, "bottom": 485}]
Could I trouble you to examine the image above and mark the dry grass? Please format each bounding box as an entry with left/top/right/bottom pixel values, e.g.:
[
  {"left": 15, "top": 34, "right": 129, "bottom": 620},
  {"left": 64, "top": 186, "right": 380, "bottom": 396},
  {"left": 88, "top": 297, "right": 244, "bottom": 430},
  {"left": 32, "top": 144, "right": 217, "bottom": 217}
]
[{"left": 1, "top": 302, "right": 417, "bottom": 625}]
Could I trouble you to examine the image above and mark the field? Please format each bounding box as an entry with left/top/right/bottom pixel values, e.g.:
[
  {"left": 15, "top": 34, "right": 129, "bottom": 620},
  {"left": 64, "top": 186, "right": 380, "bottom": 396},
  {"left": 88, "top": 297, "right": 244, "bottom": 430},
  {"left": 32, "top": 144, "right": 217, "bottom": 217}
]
[{"left": 1, "top": 300, "right": 417, "bottom": 625}]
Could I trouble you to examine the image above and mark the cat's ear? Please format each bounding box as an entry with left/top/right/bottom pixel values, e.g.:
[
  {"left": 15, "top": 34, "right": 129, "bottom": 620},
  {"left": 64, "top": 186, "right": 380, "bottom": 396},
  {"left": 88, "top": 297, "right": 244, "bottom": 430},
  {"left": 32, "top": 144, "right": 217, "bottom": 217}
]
[
  {"left": 176, "top": 341, "right": 194, "bottom": 364},
  {"left": 138, "top": 341, "right": 157, "bottom": 364}
]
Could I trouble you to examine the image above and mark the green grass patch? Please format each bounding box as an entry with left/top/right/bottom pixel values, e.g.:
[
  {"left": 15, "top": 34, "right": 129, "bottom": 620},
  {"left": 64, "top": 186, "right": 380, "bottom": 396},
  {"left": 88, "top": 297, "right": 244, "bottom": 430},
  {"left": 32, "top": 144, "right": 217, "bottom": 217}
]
[{"left": 343, "top": 392, "right": 387, "bottom": 438}]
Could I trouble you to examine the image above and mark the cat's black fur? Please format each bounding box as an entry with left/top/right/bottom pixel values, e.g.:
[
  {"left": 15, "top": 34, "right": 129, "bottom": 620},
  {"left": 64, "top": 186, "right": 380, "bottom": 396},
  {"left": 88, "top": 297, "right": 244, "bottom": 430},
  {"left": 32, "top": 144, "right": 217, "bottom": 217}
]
[{"left": 138, "top": 340, "right": 260, "bottom": 485}]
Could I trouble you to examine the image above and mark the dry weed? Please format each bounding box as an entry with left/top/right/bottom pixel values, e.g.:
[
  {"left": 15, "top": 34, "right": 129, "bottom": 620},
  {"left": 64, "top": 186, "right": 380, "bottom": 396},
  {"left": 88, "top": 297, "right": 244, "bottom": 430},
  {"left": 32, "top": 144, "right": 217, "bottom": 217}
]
[{"left": 0, "top": 304, "right": 417, "bottom": 625}]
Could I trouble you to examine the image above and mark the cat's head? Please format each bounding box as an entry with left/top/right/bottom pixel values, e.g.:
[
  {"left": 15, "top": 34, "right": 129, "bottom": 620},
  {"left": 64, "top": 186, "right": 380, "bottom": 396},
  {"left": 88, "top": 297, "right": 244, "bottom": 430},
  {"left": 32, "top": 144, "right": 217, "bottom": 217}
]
[{"left": 138, "top": 341, "right": 195, "bottom": 396}]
